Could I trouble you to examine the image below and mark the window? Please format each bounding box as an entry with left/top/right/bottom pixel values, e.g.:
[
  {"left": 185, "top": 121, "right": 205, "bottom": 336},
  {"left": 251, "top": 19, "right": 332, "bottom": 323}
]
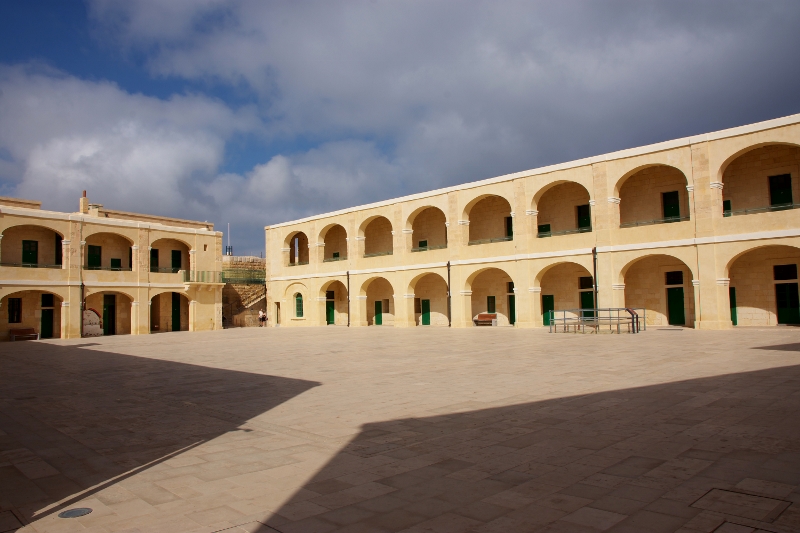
[
  {"left": 22, "top": 240, "right": 38, "bottom": 265},
  {"left": 332, "top": 251, "right": 340, "bottom": 259},
  {"left": 769, "top": 174, "right": 793, "bottom": 206},
  {"left": 87, "top": 245, "right": 102, "bottom": 269},
  {"left": 418, "top": 240, "right": 428, "bottom": 249},
  {"left": 41, "top": 294, "right": 54, "bottom": 307},
  {"left": 774, "top": 264, "right": 798, "bottom": 281},
  {"left": 507, "top": 282, "right": 514, "bottom": 293},
  {"left": 204, "top": 244, "right": 208, "bottom": 252},
  {"left": 110, "top": 258, "right": 122, "bottom": 270},
  {"left": 665, "top": 271, "right": 684, "bottom": 286},
  {"left": 505, "top": 217, "right": 513, "bottom": 238},
  {"left": 8, "top": 298, "right": 21, "bottom": 323},
  {"left": 326, "top": 290, "right": 335, "bottom": 300},
  {"left": 538, "top": 224, "right": 551, "bottom": 236},
  {"left": 723, "top": 199, "right": 732, "bottom": 216},
  {"left": 295, "top": 293, "right": 304, "bottom": 318},
  {"left": 576, "top": 204, "right": 591, "bottom": 230},
  {"left": 150, "top": 248, "right": 159, "bottom": 271},
  {"left": 171, "top": 250, "right": 182, "bottom": 271},
  {"left": 662, "top": 191, "right": 681, "bottom": 219},
  {"left": 579, "top": 276, "right": 594, "bottom": 290},
  {"left": 487, "top": 296, "right": 496, "bottom": 313}
]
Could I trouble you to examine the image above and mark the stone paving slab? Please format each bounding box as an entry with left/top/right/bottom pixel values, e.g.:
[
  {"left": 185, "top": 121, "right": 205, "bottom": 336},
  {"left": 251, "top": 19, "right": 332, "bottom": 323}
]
[{"left": 0, "top": 327, "right": 799, "bottom": 532}]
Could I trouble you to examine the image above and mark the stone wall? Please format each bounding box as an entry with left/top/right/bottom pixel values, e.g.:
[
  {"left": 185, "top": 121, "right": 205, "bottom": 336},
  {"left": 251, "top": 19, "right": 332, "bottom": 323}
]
[
  {"left": 540, "top": 263, "right": 593, "bottom": 315},
  {"left": 412, "top": 208, "right": 447, "bottom": 248},
  {"left": 723, "top": 145, "right": 800, "bottom": 211},
  {"left": 1, "top": 225, "right": 61, "bottom": 265},
  {"left": 222, "top": 255, "right": 267, "bottom": 327},
  {"left": 413, "top": 274, "right": 449, "bottom": 326},
  {"left": 729, "top": 245, "right": 800, "bottom": 326},
  {"left": 469, "top": 196, "right": 511, "bottom": 241},
  {"left": 538, "top": 182, "right": 591, "bottom": 232},
  {"left": 620, "top": 165, "right": 688, "bottom": 224},
  {"left": 85, "top": 292, "right": 132, "bottom": 335},
  {"left": 0, "top": 291, "right": 62, "bottom": 339},
  {"left": 471, "top": 268, "right": 514, "bottom": 326},
  {"left": 324, "top": 225, "right": 347, "bottom": 260},
  {"left": 364, "top": 217, "right": 393, "bottom": 255},
  {"left": 366, "top": 277, "right": 395, "bottom": 325},
  {"left": 624, "top": 255, "right": 695, "bottom": 326},
  {"left": 84, "top": 233, "right": 132, "bottom": 270}
]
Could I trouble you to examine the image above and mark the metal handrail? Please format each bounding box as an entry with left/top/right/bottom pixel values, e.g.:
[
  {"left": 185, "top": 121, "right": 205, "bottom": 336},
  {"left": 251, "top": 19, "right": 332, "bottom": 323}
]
[
  {"left": 1, "top": 262, "right": 62, "bottom": 269},
  {"left": 287, "top": 261, "right": 309, "bottom": 266},
  {"left": 547, "top": 307, "right": 646, "bottom": 334},
  {"left": 87, "top": 265, "right": 133, "bottom": 271},
  {"left": 323, "top": 256, "right": 346, "bottom": 262},
  {"left": 619, "top": 216, "right": 690, "bottom": 228},
  {"left": 184, "top": 270, "right": 223, "bottom": 283},
  {"left": 468, "top": 236, "right": 513, "bottom": 245},
  {"left": 411, "top": 244, "right": 448, "bottom": 252},
  {"left": 537, "top": 227, "right": 592, "bottom": 238},
  {"left": 364, "top": 251, "right": 393, "bottom": 258},
  {"left": 724, "top": 203, "right": 800, "bottom": 217},
  {"left": 149, "top": 266, "right": 181, "bottom": 273}
]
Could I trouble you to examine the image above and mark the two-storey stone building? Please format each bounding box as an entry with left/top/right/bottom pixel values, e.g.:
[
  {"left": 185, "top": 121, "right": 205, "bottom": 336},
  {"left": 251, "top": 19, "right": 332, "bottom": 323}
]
[
  {"left": 265, "top": 114, "right": 800, "bottom": 330},
  {"left": 0, "top": 193, "right": 223, "bottom": 339}
]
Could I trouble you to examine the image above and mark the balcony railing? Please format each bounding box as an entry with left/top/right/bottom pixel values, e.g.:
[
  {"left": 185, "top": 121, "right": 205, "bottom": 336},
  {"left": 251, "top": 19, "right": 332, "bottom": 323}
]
[
  {"left": 287, "top": 261, "right": 309, "bottom": 267},
  {"left": 150, "top": 266, "right": 182, "bottom": 273},
  {"left": 537, "top": 227, "right": 592, "bottom": 238},
  {"left": 411, "top": 244, "right": 448, "bottom": 253},
  {"left": 85, "top": 265, "right": 133, "bottom": 271},
  {"left": 364, "top": 250, "right": 393, "bottom": 258},
  {"left": 724, "top": 203, "right": 800, "bottom": 217},
  {"left": 183, "top": 270, "right": 223, "bottom": 283},
  {"left": 1, "top": 262, "right": 62, "bottom": 269},
  {"left": 222, "top": 269, "right": 265, "bottom": 284},
  {"left": 619, "top": 216, "right": 689, "bottom": 228},
  {"left": 468, "top": 236, "right": 513, "bottom": 246},
  {"left": 323, "top": 256, "right": 346, "bottom": 262}
]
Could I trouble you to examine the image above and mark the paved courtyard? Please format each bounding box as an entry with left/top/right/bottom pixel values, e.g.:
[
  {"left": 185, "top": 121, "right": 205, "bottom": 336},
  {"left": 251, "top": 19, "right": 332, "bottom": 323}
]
[{"left": 1, "top": 327, "right": 800, "bottom": 533}]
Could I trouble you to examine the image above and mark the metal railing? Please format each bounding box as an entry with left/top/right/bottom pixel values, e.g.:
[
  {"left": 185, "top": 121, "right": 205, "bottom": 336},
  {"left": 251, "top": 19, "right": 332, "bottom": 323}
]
[
  {"left": 537, "top": 227, "right": 591, "bottom": 238},
  {"left": 323, "top": 256, "right": 346, "bottom": 262},
  {"left": 547, "top": 307, "right": 646, "bottom": 334},
  {"left": 724, "top": 202, "right": 800, "bottom": 217},
  {"left": 1, "top": 262, "right": 62, "bottom": 269},
  {"left": 149, "top": 266, "right": 181, "bottom": 273},
  {"left": 364, "top": 251, "right": 393, "bottom": 258},
  {"left": 221, "top": 269, "right": 265, "bottom": 284},
  {"left": 619, "top": 216, "right": 689, "bottom": 228},
  {"left": 468, "top": 236, "right": 513, "bottom": 246},
  {"left": 86, "top": 265, "right": 133, "bottom": 271},
  {"left": 184, "top": 270, "right": 223, "bottom": 283},
  {"left": 411, "top": 244, "right": 447, "bottom": 252},
  {"left": 287, "top": 261, "right": 309, "bottom": 266}
]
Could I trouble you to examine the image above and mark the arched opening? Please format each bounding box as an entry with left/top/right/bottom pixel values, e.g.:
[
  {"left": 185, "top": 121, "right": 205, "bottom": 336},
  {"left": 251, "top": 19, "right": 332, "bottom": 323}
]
[
  {"left": 150, "top": 292, "right": 189, "bottom": 332},
  {"left": 468, "top": 268, "right": 515, "bottom": 326},
  {"left": 618, "top": 165, "right": 689, "bottom": 227},
  {"left": 1, "top": 290, "right": 63, "bottom": 340},
  {"left": 150, "top": 238, "right": 190, "bottom": 274},
  {"left": 322, "top": 225, "right": 347, "bottom": 262},
  {"left": 1, "top": 224, "right": 64, "bottom": 268},
  {"left": 363, "top": 217, "right": 393, "bottom": 258},
  {"left": 535, "top": 183, "right": 592, "bottom": 237},
  {"left": 294, "top": 293, "right": 304, "bottom": 318},
  {"left": 410, "top": 273, "right": 448, "bottom": 326},
  {"left": 721, "top": 144, "right": 800, "bottom": 216},
  {"left": 728, "top": 245, "right": 800, "bottom": 326},
  {"left": 84, "top": 232, "right": 133, "bottom": 271},
  {"left": 538, "top": 262, "right": 594, "bottom": 325},
  {"left": 467, "top": 196, "right": 513, "bottom": 245},
  {"left": 286, "top": 232, "right": 309, "bottom": 266},
  {"left": 320, "top": 280, "right": 348, "bottom": 325},
  {"left": 363, "top": 277, "right": 394, "bottom": 325},
  {"left": 623, "top": 255, "right": 695, "bottom": 327},
  {"left": 409, "top": 207, "right": 447, "bottom": 252},
  {"left": 84, "top": 291, "right": 133, "bottom": 336}
]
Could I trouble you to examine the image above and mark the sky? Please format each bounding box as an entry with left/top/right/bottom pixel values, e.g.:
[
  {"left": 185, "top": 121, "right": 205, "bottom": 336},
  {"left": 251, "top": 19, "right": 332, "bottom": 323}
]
[{"left": 1, "top": 1, "right": 800, "bottom": 255}]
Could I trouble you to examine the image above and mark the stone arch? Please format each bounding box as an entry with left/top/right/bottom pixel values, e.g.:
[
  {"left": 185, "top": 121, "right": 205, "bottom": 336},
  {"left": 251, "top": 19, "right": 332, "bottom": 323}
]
[
  {"left": 621, "top": 254, "right": 696, "bottom": 327},
  {"left": 84, "top": 231, "right": 135, "bottom": 271},
  {"left": 534, "top": 182, "right": 593, "bottom": 236},
  {"left": 407, "top": 206, "right": 447, "bottom": 251},
  {"left": 149, "top": 290, "right": 190, "bottom": 333},
  {"left": 0, "top": 224, "right": 66, "bottom": 267},
  {"left": 319, "top": 224, "right": 348, "bottom": 261},
  {"left": 717, "top": 142, "right": 800, "bottom": 182},
  {"left": 537, "top": 261, "right": 595, "bottom": 324},
  {"left": 719, "top": 143, "right": 800, "bottom": 214},
  {"left": 361, "top": 276, "right": 394, "bottom": 326},
  {"left": 532, "top": 180, "right": 592, "bottom": 210},
  {"left": 611, "top": 164, "right": 685, "bottom": 198},
  {"left": 150, "top": 237, "right": 191, "bottom": 273},
  {"left": 84, "top": 290, "right": 134, "bottom": 335},
  {"left": 617, "top": 165, "right": 690, "bottom": 226},
  {"left": 408, "top": 272, "right": 448, "bottom": 327},
  {"left": 0, "top": 289, "right": 65, "bottom": 340},
  {"left": 726, "top": 244, "right": 800, "bottom": 326},
  {"left": 465, "top": 267, "right": 516, "bottom": 326},
  {"left": 360, "top": 216, "right": 393, "bottom": 256},
  {"left": 319, "top": 278, "right": 348, "bottom": 326},
  {"left": 284, "top": 231, "right": 309, "bottom": 265},
  {"left": 464, "top": 195, "right": 513, "bottom": 243}
]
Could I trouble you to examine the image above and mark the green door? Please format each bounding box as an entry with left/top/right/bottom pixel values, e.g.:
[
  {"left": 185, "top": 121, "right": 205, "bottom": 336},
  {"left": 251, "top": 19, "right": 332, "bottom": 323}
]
[
  {"left": 22, "top": 240, "right": 38, "bottom": 265},
  {"left": 662, "top": 191, "right": 681, "bottom": 220},
  {"left": 729, "top": 286, "right": 738, "bottom": 326},
  {"left": 576, "top": 204, "right": 591, "bottom": 230},
  {"left": 326, "top": 301, "right": 335, "bottom": 325},
  {"left": 508, "top": 295, "right": 516, "bottom": 325},
  {"left": 374, "top": 300, "right": 382, "bottom": 325},
  {"left": 775, "top": 283, "right": 800, "bottom": 325},
  {"left": 103, "top": 294, "right": 116, "bottom": 335},
  {"left": 171, "top": 250, "right": 182, "bottom": 272},
  {"left": 542, "top": 295, "right": 554, "bottom": 326},
  {"left": 769, "top": 174, "right": 793, "bottom": 207},
  {"left": 41, "top": 309, "right": 54, "bottom": 339},
  {"left": 580, "top": 291, "right": 594, "bottom": 318},
  {"left": 421, "top": 299, "right": 431, "bottom": 325},
  {"left": 88, "top": 245, "right": 102, "bottom": 269},
  {"left": 667, "top": 287, "right": 686, "bottom": 326},
  {"left": 172, "top": 292, "right": 181, "bottom": 331}
]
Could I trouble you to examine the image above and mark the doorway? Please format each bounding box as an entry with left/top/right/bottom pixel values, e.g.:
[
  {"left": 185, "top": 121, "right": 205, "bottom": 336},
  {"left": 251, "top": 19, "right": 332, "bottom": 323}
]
[
  {"left": 171, "top": 292, "right": 181, "bottom": 331},
  {"left": 103, "top": 294, "right": 116, "bottom": 335},
  {"left": 667, "top": 287, "right": 686, "bottom": 325},
  {"left": 374, "top": 300, "right": 383, "bottom": 325},
  {"left": 542, "top": 294, "right": 554, "bottom": 325},
  {"left": 421, "top": 299, "right": 430, "bottom": 326},
  {"left": 775, "top": 283, "right": 800, "bottom": 324}
]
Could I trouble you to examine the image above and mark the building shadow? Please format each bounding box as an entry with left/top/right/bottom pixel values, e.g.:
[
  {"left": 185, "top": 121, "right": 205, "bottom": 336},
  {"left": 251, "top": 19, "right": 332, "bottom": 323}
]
[
  {"left": 0, "top": 341, "right": 320, "bottom": 526},
  {"left": 257, "top": 364, "right": 800, "bottom": 533}
]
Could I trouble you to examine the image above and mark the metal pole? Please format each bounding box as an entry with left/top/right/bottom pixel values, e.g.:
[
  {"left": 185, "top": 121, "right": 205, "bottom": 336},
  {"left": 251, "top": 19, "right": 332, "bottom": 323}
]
[
  {"left": 447, "top": 261, "right": 452, "bottom": 327},
  {"left": 592, "top": 246, "right": 598, "bottom": 315},
  {"left": 346, "top": 271, "right": 350, "bottom": 327}
]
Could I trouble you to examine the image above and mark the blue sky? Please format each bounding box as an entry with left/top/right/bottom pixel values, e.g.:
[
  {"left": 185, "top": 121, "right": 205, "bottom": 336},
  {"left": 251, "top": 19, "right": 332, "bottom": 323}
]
[{"left": 1, "top": 1, "right": 800, "bottom": 255}]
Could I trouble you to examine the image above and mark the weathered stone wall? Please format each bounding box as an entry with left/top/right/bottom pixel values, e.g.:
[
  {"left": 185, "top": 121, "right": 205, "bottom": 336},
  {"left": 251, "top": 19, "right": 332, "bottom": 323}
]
[{"left": 222, "top": 255, "right": 267, "bottom": 328}]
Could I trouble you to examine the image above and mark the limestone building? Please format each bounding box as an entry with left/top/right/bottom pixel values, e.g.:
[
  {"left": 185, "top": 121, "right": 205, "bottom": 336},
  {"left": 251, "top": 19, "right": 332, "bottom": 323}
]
[
  {"left": 265, "top": 114, "right": 800, "bottom": 329},
  {"left": 0, "top": 194, "right": 223, "bottom": 339}
]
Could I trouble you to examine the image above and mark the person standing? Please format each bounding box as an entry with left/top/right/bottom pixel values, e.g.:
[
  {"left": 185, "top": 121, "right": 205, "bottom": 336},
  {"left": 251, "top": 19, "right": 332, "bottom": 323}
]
[{"left": 258, "top": 310, "right": 265, "bottom": 327}]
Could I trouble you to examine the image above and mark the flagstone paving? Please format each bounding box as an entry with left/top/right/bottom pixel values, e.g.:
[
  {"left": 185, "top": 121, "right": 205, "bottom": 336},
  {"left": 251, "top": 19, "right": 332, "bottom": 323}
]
[{"left": 1, "top": 326, "right": 800, "bottom": 533}]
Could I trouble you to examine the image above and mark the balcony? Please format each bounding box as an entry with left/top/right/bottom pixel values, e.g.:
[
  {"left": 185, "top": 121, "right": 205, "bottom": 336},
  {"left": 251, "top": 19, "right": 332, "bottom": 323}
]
[
  {"left": 150, "top": 266, "right": 182, "bottom": 273},
  {"left": 619, "top": 216, "right": 689, "bottom": 228},
  {"left": 323, "top": 256, "right": 347, "bottom": 263},
  {"left": 537, "top": 227, "right": 592, "bottom": 238},
  {"left": 86, "top": 265, "right": 133, "bottom": 271},
  {"left": 411, "top": 244, "right": 447, "bottom": 253},
  {"left": 724, "top": 203, "right": 800, "bottom": 217},
  {"left": 1, "top": 262, "right": 62, "bottom": 269},
  {"left": 287, "top": 261, "right": 309, "bottom": 267},
  {"left": 364, "top": 251, "right": 393, "bottom": 258},
  {"left": 468, "top": 236, "right": 512, "bottom": 246}
]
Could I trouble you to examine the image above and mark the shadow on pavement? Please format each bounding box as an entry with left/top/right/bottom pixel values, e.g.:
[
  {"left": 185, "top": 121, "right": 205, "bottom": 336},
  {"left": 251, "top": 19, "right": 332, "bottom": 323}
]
[
  {"left": 0, "top": 340, "right": 319, "bottom": 527},
  {"left": 257, "top": 364, "right": 800, "bottom": 533}
]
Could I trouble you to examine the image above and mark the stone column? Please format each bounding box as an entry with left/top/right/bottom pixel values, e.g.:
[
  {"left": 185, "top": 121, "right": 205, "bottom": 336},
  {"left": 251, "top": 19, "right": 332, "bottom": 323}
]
[
  {"left": 529, "top": 287, "right": 542, "bottom": 327},
  {"left": 397, "top": 293, "right": 415, "bottom": 327},
  {"left": 353, "top": 295, "right": 368, "bottom": 326},
  {"left": 455, "top": 290, "right": 473, "bottom": 328}
]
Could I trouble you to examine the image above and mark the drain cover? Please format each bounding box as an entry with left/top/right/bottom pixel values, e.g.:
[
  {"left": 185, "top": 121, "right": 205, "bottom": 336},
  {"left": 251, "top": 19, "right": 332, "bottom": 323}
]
[{"left": 58, "top": 508, "right": 92, "bottom": 518}]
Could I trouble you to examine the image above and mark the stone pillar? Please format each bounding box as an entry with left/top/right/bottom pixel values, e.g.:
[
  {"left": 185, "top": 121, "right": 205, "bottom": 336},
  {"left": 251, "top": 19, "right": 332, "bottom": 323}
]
[
  {"left": 189, "top": 298, "right": 197, "bottom": 331},
  {"left": 529, "top": 287, "right": 542, "bottom": 327},
  {"left": 353, "top": 295, "right": 368, "bottom": 326},
  {"left": 458, "top": 220, "right": 470, "bottom": 247},
  {"left": 526, "top": 210, "right": 539, "bottom": 238},
  {"left": 455, "top": 290, "right": 472, "bottom": 328},
  {"left": 397, "top": 293, "right": 415, "bottom": 327},
  {"left": 695, "top": 244, "right": 731, "bottom": 330}
]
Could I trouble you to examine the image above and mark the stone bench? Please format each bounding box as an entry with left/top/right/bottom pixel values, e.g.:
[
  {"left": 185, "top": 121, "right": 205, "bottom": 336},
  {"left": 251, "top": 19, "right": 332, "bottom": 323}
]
[
  {"left": 10, "top": 328, "right": 39, "bottom": 341},
  {"left": 474, "top": 313, "right": 497, "bottom": 326}
]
